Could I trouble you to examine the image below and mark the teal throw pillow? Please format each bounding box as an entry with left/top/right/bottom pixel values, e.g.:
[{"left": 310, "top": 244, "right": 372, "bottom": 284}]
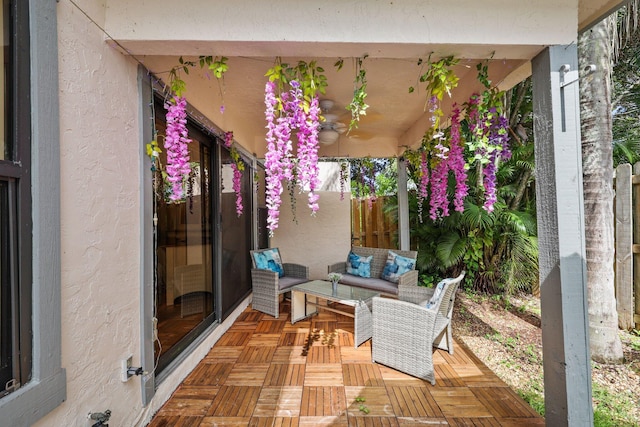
[
  {"left": 253, "top": 248, "right": 284, "bottom": 277},
  {"left": 346, "top": 252, "right": 373, "bottom": 278},
  {"left": 381, "top": 250, "right": 415, "bottom": 283}
]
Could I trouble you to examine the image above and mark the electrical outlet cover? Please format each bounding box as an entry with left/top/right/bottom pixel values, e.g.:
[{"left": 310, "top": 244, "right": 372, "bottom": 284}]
[{"left": 120, "top": 355, "right": 133, "bottom": 382}]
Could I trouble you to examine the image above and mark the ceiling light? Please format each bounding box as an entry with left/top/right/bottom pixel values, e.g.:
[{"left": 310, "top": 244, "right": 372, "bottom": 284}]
[
  {"left": 318, "top": 129, "right": 339, "bottom": 145},
  {"left": 319, "top": 99, "right": 335, "bottom": 113}
]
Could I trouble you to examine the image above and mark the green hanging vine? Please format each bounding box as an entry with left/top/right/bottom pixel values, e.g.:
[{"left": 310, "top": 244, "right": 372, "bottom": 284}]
[{"left": 335, "top": 54, "right": 369, "bottom": 132}]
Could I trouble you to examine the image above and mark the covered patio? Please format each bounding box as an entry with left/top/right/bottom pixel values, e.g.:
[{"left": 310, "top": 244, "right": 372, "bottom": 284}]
[
  {"left": 5, "top": 1, "right": 632, "bottom": 426},
  {"left": 115, "top": 1, "right": 620, "bottom": 424},
  {"left": 147, "top": 300, "right": 544, "bottom": 426}
]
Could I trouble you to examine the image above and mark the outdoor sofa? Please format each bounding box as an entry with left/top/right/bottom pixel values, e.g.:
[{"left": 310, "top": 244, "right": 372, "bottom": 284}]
[{"left": 328, "top": 246, "right": 419, "bottom": 296}]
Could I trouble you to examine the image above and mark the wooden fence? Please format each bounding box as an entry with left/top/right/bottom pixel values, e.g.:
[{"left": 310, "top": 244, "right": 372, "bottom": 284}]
[
  {"left": 351, "top": 197, "right": 397, "bottom": 249},
  {"left": 614, "top": 162, "right": 640, "bottom": 330}
]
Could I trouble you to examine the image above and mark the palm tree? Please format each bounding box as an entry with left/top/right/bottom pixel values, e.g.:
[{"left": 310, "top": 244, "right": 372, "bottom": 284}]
[
  {"left": 577, "top": 0, "right": 639, "bottom": 363},
  {"left": 612, "top": 26, "right": 640, "bottom": 165}
]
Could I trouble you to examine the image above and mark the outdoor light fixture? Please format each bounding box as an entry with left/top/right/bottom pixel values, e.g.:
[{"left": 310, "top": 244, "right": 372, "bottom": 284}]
[{"left": 318, "top": 128, "right": 340, "bottom": 145}]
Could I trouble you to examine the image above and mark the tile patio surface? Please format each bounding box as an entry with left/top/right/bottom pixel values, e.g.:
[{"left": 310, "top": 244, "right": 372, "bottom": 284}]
[{"left": 148, "top": 300, "right": 544, "bottom": 426}]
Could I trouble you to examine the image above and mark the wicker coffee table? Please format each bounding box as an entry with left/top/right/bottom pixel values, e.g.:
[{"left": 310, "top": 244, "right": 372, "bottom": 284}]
[{"left": 290, "top": 280, "right": 379, "bottom": 347}]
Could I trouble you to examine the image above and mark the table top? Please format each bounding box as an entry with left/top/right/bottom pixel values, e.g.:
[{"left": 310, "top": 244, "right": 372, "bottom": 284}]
[{"left": 292, "top": 280, "right": 380, "bottom": 305}]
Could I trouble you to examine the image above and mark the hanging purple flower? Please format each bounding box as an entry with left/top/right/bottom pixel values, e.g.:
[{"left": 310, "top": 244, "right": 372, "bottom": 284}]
[
  {"left": 449, "top": 107, "right": 468, "bottom": 212},
  {"left": 429, "top": 158, "right": 449, "bottom": 220},
  {"left": 297, "top": 95, "right": 321, "bottom": 213},
  {"left": 483, "top": 154, "right": 498, "bottom": 212},
  {"left": 224, "top": 131, "right": 233, "bottom": 148},
  {"left": 164, "top": 95, "right": 191, "bottom": 202},
  {"left": 232, "top": 163, "right": 243, "bottom": 216},
  {"left": 466, "top": 94, "right": 510, "bottom": 212},
  {"left": 417, "top": 152, "right": 430, "bottom": 223},
  {"left": 223, "top": 131, "right": 244, "bottom": 217},
  {"left": 339, "top": 162, "right": 348, "bottom": 201},
  {"left": 264, "top": 81, "right": 285, "bottom": 234}
]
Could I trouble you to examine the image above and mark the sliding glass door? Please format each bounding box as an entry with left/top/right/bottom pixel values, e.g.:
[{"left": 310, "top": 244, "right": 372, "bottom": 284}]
[
  {"left": 219, "top": 146, "right": 253, "bottom": 319},
  {"left": 150, "top": 95, "right": 258, "bottom": 375},
  {"left": 153, "top": 114, "right": 215, "bottom": 373}
]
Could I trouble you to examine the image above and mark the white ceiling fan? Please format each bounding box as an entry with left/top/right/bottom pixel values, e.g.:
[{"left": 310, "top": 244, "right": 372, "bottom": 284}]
[{"left": 318, "top": 99, "right": 347, "bottom": 145}]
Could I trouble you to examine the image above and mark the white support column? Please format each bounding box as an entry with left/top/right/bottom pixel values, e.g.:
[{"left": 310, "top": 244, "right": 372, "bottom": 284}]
[
  {"left": 397, "top": 159, "right": 410, "bottom": 251},
  {"left": 531, "top": 45, "right": 593, "bottom": 425}
]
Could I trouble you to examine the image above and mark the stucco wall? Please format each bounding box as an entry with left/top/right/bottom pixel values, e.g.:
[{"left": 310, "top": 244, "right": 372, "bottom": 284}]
[
  {"left": 272, "top": 163, "right": 353, "bottom": 280},
  {"left": 104, "top": 0, "right": 578, "bottom": 55},
  {"left": 33, "top": 2, "right": 144, "bottom": 425}
]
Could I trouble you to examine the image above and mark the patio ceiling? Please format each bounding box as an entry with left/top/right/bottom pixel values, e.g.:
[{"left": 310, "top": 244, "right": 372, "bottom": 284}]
[
  {"left": 105, "top": 0, "right": 627, "bottom": 159},
  {"left": 140, "top": 55, "right": 528, "bottom": 159}
]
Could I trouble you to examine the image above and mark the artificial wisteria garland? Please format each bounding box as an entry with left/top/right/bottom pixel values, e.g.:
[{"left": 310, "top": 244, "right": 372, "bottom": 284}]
[
  {"left": 264, "top": 81, "right": 285, "bottom": 233},
  {"left": 448, "top": 107, "right": 469, "bottom": 213},
  {"left": 289, "top": 82, "right": 321, "bottom": 213},
  {"left": 339, "top": 161, "right": 349, "bottom": 201},
  {"left": 164, "top": 95, "right": 191, "bottom": 202},
  {"left": 263, "top": 80, "right": 322, "bottom": 235},
  {"left": 408, "top": 55, "right": 511, "bottom": 219},
  {"left": 417, "top": 151, "right": 429, "bottom": 222},
  {"left": 466, "top": 95, "right": 511, "bottom": 212},
  {"left": 224, "top": 131, "right": 245, "bottom": 217}
]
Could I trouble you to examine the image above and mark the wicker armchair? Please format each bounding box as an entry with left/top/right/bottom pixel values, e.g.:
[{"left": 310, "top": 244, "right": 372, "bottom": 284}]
[
  {"left": 250, "top": 248, "right": 309, "bottom": 318},
  {"left": 371, "top": 271, "right": 465, "bottom": 384}
]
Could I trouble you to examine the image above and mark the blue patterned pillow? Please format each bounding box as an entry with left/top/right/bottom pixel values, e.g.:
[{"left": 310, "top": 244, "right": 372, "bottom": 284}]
[
  {"left": 346, "top": 252, "right": 373, "bottom": 278},
  {"left": 253, "top": 248, "right": 284, "bottom": 277},
  {"left": 381, "top": 250, "right": 416, "bottom": 283},
  {"left": 425, "top": 279, "right": 448, "bottom": 310}
]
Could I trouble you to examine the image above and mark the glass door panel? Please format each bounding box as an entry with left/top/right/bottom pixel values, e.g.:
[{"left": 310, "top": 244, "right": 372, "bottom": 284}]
[
  {"left": 219, "top": 147, "right": 252, "bottom": 319},
  {"left": 154, "top": 117, "right": 215, "bottom": 373}
]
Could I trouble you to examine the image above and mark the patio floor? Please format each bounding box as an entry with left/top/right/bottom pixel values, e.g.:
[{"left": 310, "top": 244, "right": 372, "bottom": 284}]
[{"left": 147, "top": 299, "right": 544, "bottom": 426}]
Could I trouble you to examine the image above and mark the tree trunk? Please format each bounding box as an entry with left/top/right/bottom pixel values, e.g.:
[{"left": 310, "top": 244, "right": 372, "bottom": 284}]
[{"left": 579, "top": 17, "right": 624, "bottom": 364}]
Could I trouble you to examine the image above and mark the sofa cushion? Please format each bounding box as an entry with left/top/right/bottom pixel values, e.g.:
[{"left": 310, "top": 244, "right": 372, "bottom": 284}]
[
  {"left": 350, "top": 247, "right": 387, "bottom": 278},
  {"left": 340, "top": 273, "right": 399, "bottom": 295},
  {"left": 346, "top": 252, "right": 373, "bottom": 278},
  {"left": 253, "top": 248, "right": 284, "bottom": 277},
  {"left": 381, "top": 250, "right": 417, "bottom": 283},
  {"left": 350, "top": 246, "right": 417, "bottom": 279}
]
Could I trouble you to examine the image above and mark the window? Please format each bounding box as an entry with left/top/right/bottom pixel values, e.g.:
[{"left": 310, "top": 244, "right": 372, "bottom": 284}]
[
  {"left": 0, "top": 0, "right": 65, "bottom": 424},
  {"left": 0, "top": 0, "right": 31, "bottom": 398}
]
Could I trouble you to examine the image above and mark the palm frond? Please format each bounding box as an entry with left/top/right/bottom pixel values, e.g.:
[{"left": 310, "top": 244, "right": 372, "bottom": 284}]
[
  {"left": 436, "top": 232, "right": 467, "bottom": 268},
  {"left": 460, "top": 202, "right": 495, "bottom": 230}
]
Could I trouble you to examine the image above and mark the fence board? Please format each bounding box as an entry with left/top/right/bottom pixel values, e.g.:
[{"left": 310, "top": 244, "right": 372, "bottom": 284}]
[
  {"left": 351, "top": 199, "right": 362, "bottom": 246},
  {"left": 364, "top": 200, "right": 374, "bottom": 247},
  {"left": 350, "top": 197, "right": 397, "bottom": 250},
  {"left": 375, "top": 199, "right": 385, "bottom": 248},
  {"left": 615, "top": 163, "right": 634, "bottom": 329},
  {"left": 634, "top": 163, "right": 640, "bottom": 328}
]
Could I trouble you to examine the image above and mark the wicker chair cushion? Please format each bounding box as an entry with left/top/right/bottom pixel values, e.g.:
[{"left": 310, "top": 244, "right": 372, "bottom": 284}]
[
  {"left": 252, "top": 248, "right": 284, "bottom": 277},
  {"left": 381, "top": 250, "right": 416, "bottom": 283},
  {"left": 346, "top": 252, "right": 373, "bottom": 278},
  {"left": 277, "top": 275, "right": 309, "bottom": 291}
]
